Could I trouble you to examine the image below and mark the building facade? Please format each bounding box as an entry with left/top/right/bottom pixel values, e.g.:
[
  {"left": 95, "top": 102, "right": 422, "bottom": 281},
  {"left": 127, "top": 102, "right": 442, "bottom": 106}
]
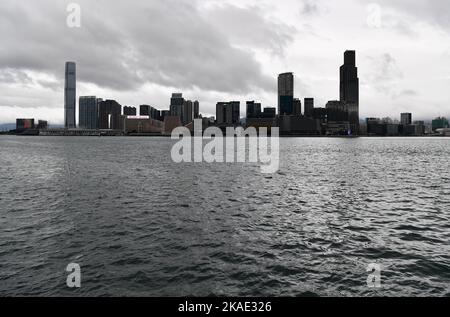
[
  {"left": 278, "top": 72, "right": 294, "bottom": 116},
  {"left": 304, "top": 98, "right": 314, "bottom": 118},
  {"left": 216, "top": 101, "right": 240, "bottom": 126},
  {"left": 98, "top": 100, "right": 122, "bottom": 130},
  {"left": 340, "top": 51, "right": 359, "bottom": 134},
  {"left": 64, "top": 62, "right": 76, "bottom": 129},
  {"left": 79, "top": 96, "right": 99, "bottom": 130}
]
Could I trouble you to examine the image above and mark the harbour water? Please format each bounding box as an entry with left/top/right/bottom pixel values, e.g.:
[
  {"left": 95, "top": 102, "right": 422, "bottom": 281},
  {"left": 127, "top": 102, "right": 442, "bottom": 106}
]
[{"left": 0, "top": 136, "right": 449, "bottom": 296}]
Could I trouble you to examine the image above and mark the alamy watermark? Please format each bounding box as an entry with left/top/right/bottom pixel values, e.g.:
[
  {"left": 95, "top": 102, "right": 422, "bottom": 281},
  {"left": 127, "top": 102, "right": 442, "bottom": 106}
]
[
  {"left": 171, "top": 120, "right": 280, "bottom": 174},
  {"left": 66, "top": 263, "right": 81, "bottom": 288},
  {"left": 366, "top": 3, "right": 382, "bottom": 29},
  {"left": 66, "top": 3, "right": 81, "bottom": 28}
]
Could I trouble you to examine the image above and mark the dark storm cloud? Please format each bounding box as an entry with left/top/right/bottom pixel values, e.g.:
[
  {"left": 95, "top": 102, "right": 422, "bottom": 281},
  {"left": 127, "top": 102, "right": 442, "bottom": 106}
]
[
  {"left": 0, "top": 0, "right": 293, "bottom": 93},
  {"left": 204, "top": 4, "right": 296, "bottom": 56}
]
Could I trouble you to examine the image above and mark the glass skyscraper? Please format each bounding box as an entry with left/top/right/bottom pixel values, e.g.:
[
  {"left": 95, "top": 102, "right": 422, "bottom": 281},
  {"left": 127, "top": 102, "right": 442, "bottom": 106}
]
[
  {"left": 79, "top": 96, "right": 99, "bottom": 130},
  {"left": 278, "top": 72, "right": 294, "bottom": 116},
  {"left": 64, "top": 62, "right": 76, "bottom": 129}
]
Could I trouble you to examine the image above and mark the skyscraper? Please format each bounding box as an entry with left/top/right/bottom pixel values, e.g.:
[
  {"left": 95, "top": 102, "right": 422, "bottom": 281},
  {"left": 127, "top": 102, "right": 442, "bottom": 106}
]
[
  {"left": 278, "top": 72, "right": 294, "bottom": 116},
  {"left": 246, "top": 101, "right": 262, "bottom": 118},
  {"left": 340, "top": 51, "right": 359, "bottom": 134},
  {"left": 304, "top": 98, "right": 314, "bottom": 118},
  {"left": 293, "top": 98, "right": 302, "bottom": 116},
  {"left": 79, "top": 96, "right": 99, "bottom": 129},
  {"left": 98, "top": 100, "right": 122, "bottom": 130},
  {"left": 183, "top": 100, "right": 193, "bottom": 125},
  {"left": 64, "top": 62, "right": 76, "bottom": 129},
  {"left": 401, "top": 113, "right": 412, "bottom": 126},
  {"left": 170, "top": 93, "right": 184, "bottom": 119},
  {"left": 216, "top": 102, "right": 240, "bottom": 126},
  {"left": 194, "top": 101, "right": 200, "bottom": 119}
]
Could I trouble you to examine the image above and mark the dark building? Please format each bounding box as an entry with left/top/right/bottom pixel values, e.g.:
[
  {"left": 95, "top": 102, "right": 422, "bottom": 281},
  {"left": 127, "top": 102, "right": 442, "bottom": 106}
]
[
  {"left": 98, "top": 100, "right": 122, "bottom": 130},
  {"left": 401, "top": 113, "right": 412, "bottom": 126},
  {"left": 124, "top": 106, "right": 137, "bottom": 116},
  {"left": 263, "top": 107, "right": 276, "bottom": 118},
  {"left": 64, "top": 62, "right": 76, "bottom": 129},
  {"left": 194, "top": 101, "right": 200, "bottom": 119},
  {"left": 16, "top": 119, "right": 35, "bottom": 132},
  {"left": 79, "top": 96, "right": 99, "bottom": 129},
  {"left": 340, "top": 51, "right": 359, "bottom": 134},
  {"left": 326, "top": 100, "right": 349, "bottom": 122},
  {"left": 293, "top": 98, "right": 302, "bottom": 116},
  {"left": 278, "top": 72, "right": 294, "bottom": 115},
  {"left": 140, "top": 105, "right": 151, "bottom": 116},
  {"left": 170, "top": 93, "right": 184, "bottom": 119},
  {"left": 304, "top": 98, "right": 314, "bottom": 118},
  {"left": 432, "top": 117, "right": 449, "bottom": 131},
  {"left": 37, "top": 120, "right": 48, "bottom": 130},
  {"left": 279, "top": 116, "right": 320, "bottom": 136},
  {"left": 161, "top": 110, "right": 170, "bottom": 121},
  {"left": 216, "top": 101, "right": 240, "bottom": 126},
  {"left": 246, "top": 101, "right": 262, "bottom": 118},
  {"left": 366, "top": 118, "right": 385, "bottom": 136}
]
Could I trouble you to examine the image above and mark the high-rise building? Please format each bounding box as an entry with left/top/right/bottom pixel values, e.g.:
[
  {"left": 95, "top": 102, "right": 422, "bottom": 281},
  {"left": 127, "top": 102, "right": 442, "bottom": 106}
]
[
  {"left": 278, "top": 72, "right": 294, "bottom": 116},
  {"left": 170, "top": 93, "right": 184, "bottom": 119},
  {"left": 293, "top": 98, "right": 302, "bottom": 116},
  {"left": 64, "top": 62, "right": 76, "bottom": 129},
  {"left": 194, "top": 101, "right": 200, "bottom": 119},
  {"left": 340, "top": 51, "right": 359, "bottom": 134},
  {"left": 98, "top": 100, "right": 122, "bottom": 130},
  {"left": 246, "top": 101, "right": 262, "bottom": 118},
  {"left": 304, "top": 98, "right": 314, "bottom": 118},
  {"left": 124, "top": 106, "right": 137, "bottom": 116},
  {"left": 401, "top": 113, "right": 412, "bottom": 126},
  {"left": 79, "top": 96, "right": 99, "bottom": 129},
  {"left": 216, "top": 102, "right": 240, "bottom": 126},
  {"left": 183, "top": 100, "right": 193, "bottom": 125}
]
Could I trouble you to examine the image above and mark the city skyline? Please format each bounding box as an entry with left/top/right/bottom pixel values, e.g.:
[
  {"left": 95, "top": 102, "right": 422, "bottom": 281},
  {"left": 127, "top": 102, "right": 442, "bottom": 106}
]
[{"left": 1, "top": 0, "right": 450, "bottom": 124}]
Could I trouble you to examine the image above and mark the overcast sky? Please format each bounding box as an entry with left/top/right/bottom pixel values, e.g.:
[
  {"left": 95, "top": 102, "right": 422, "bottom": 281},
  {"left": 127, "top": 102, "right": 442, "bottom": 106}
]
[{"left": 1, "top": 0, "right": 449, "bottom": 124}]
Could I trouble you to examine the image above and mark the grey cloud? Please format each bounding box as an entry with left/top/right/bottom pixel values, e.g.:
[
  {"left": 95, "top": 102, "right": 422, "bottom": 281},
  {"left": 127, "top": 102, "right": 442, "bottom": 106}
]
[
  {"left": 300, "top": 1, "right": 321, "bottom": 16},
  {"left": 365, "top": 0, "right": 450, "bottom": 31},
  {"left": 0, "top": 0, "right": 284, "bottom": 96},
  {"left": 204, "top": 4, "right": 296, "bottom": 56},
  {"left": 365, "top": 53, "right": 404, "bottom": 97},
  {"left": 0, "top": 69, "right": 34, "bottom": 85}
]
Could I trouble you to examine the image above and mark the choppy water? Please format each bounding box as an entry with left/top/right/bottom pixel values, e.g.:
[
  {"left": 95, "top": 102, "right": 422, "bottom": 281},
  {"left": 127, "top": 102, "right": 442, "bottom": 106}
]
[{"left": 0, "top": 136, "right": 449, "bottom": 297}]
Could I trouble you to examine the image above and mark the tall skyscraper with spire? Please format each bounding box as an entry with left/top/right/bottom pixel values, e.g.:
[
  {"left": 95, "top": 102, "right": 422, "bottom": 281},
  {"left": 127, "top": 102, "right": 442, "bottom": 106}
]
[
  {"left": 64, "top": 62, "right": 76, "bottom": 129},
  {"left": 340, "top": 51, "right": 359, "bottom": 134}
]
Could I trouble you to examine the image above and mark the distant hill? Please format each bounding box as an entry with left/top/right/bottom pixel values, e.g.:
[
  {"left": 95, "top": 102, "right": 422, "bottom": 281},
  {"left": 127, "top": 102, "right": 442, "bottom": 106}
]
[{"left": 0, "top": 123, "right": 15, "bottom": 131}]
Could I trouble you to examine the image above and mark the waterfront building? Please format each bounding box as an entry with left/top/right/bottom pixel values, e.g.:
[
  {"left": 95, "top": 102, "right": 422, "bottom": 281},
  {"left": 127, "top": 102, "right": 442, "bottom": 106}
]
[
  {"left": 401, "top": 113, "right": 413, "bottom": 126},
  {"left": 278, "top": 72, "right": 294, "bottom": 115},
  {"left": 98, "top": 100, "right": 122, "bottom": 130},
  {"left": 246, "top": 101, "right": 262, "bottom": 118},
  {"left": 304, "top": 98, "right": 314, "bottom": 118},
  {"left": 124, "top": 106, "right": 137, "bottom": 116},
  {"left": 340, "top": 51, "right": 359, "bottom": 134},
  {"left": 64, "top": 62, "right": 76, "bottom": 129},
  {"left": 216, "top": 101, "right": 240, "bottom": 126},
  {"left": 79, "top": 96, "right": 99, "bottom": 130}
]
